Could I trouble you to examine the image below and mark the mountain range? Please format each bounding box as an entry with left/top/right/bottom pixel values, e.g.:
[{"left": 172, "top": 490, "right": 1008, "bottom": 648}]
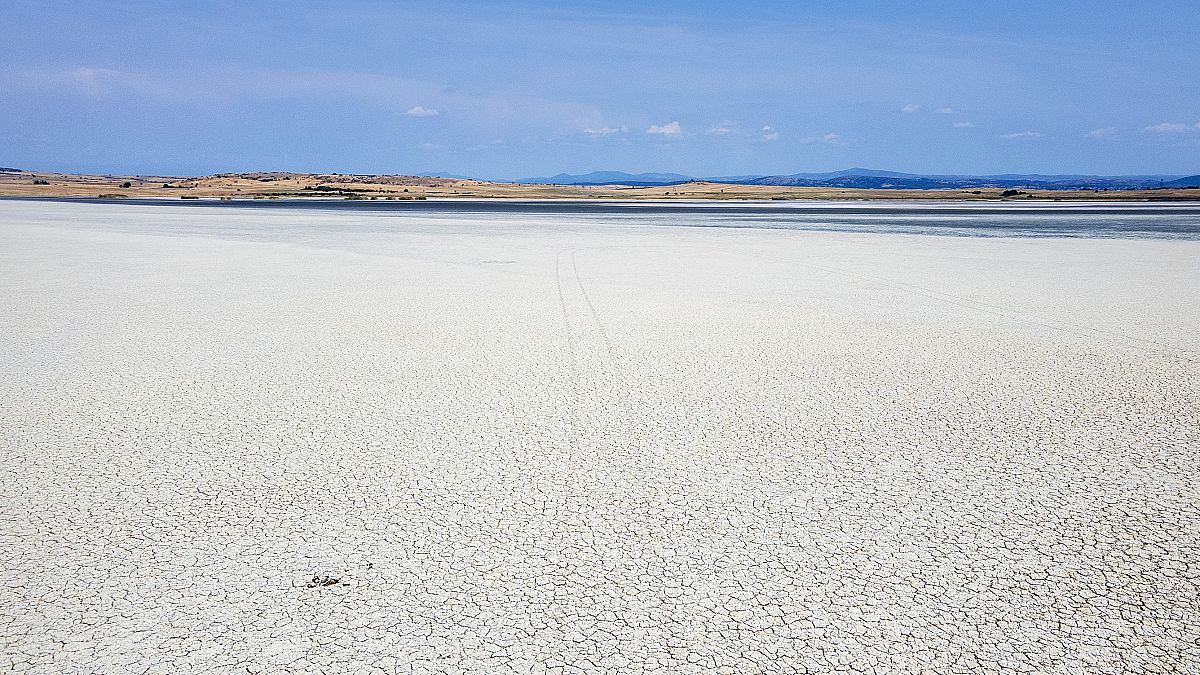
[{"left": 510, "top": 168, "right": 1199, "bottom": 190}]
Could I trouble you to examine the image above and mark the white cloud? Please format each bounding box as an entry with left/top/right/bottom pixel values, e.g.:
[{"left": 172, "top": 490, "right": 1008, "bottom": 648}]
[
  {"left": 647, "top": 121, "right": 682, "bottom": 137},
  {"left": 953, "top": 121, "right": 974, "bottom": 128},
  {"left": 799, "top": 132, "right": 843, "bottom": 144},
  {"left": 1144, "top": 122, "right": 1187, "bottom": 133},
  {"left": 707, "top": 126, "right": 732, "bottom": 135},
  {"left": 1084, "top": 127, "right": 1117, "bottom": 140},
  {"left": 902, "top": 104, "right": 921, "bottom": 113},
  {"left": 583, "top": 126, "right": 623, "bottom": 137},
  {"left": 761, "top": 125, "right": 779, "bottom": 141},
  {"left": 1002, "top": 131, "right": 1043, "bottom": 140},
  {"left": 937, "top": 107, "right": 954, "bottom": 114},
  {"left": 1196, "top": 121, "right": 1200, "bottom": 130},
  {"left": 404, "top": 105, "right": 439, "bottom": 117}
]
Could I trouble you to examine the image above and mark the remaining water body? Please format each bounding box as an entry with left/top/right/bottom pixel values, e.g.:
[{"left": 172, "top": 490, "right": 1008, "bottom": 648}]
[{"left": 9, "top": 197, "right": 1200, "bottom": 239}]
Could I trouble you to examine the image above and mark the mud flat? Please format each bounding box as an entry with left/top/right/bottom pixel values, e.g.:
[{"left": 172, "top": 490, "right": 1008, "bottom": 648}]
[{"left": 2, "top": 200, "right": 1198, "bottom": 673}]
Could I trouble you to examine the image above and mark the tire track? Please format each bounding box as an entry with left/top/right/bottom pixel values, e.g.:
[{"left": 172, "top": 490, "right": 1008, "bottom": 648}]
[
  {"left": 554, "top": 248, "right": 640, "bottom": 472},
  {"left": 554, "top": 248, "right": 582, "bottom": 457}
]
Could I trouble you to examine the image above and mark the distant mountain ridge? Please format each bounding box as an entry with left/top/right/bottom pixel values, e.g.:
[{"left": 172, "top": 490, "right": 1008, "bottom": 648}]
[
  {"left": 1163, "top": 175, "right": 1200, "bottom": 188},
  {"left": 742, "top": 170, "right": 1186, "bottom": 190},
  {"left": 512, "top": 168, "right": 1192, "bottom": 190}
]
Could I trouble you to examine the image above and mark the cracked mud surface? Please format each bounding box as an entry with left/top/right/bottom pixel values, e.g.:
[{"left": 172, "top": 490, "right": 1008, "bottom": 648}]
[{"left": 1, "top": 201, "right": 1198, "bottom": 673}]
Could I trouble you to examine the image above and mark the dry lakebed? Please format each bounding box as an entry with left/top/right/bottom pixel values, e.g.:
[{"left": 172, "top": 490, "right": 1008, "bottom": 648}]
[{"left": 1, "top": 198, "right": 1198, "bottom": 673}]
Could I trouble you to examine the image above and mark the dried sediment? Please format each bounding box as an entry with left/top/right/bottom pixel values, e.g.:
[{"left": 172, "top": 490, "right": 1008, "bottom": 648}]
[{"left": 1, "top": 201, "right": 1197, "bottom": 673}]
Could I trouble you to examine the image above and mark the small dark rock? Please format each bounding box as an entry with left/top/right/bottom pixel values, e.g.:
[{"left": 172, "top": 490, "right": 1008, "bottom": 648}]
[{"left": 305, "top": 575, "right": 341, "bottom": 588}]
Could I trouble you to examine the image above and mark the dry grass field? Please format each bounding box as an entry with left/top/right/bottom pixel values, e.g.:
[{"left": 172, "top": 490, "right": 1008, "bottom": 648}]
[{"left": 2, "top": 169, "right": 1198, "bottom": 201}]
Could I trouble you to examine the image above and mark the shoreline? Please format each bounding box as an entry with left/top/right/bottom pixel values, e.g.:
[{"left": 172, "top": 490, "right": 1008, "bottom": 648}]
[
  {"left": 6, "top": 194, "right": 1200, "bottom": 206},
  {"left": 4, "top": 194, "right": 1197, "bottom": 242}
]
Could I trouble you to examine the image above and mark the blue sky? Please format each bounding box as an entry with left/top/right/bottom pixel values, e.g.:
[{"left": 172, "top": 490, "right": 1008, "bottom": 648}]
[{"left": 2, "top": 0, "right": 1198, "bottom": 178}]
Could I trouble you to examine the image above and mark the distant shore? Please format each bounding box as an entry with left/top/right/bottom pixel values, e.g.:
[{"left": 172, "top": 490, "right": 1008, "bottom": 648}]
[{"left": 3, "top": 169, "right": 1199, "bottom": 201}]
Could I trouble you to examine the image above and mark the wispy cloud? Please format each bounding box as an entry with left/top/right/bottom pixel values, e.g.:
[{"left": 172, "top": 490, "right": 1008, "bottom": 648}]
[
  {"left": 937, "top": 107, "right": 954, "bottom": 114},
  {"left": 761, "top": 125, "right": 779, "bottom": 141},
  {"left": 1002, "top": 131, "right": 1043, "bottom": 140},
  {"left": 57, "top": 67, "right": 194, "bottom": 104},
  {"left": 467, "top": 139, "right": 504, "bottom": 151},
  {"left": 583, "top": 126, "right": 623, "bottom": 137},
  {"left": 1144, "top": 122, "right": 1188, "bottom": 133},
  {"left": 646, "top": 121, "right": 682, "bottom": 137},
  {"left": 799, "top": 132, "right": 843, "bottom": 144},
  {"left": 902, "top": 104, "right": 921, "bottom": 113},
  {"left": 1084, "top": 127, "right": 1117, "bottom": 140},
  {"left": 953, "top": 121, "right": 974, "bottom": 128},
  {"left": 404, "top": 105, "right": 439, "bottom": 117},
  {"left": 707, "top": 126, "right": 732, "bottom": 135},
  {"left": 11, "top": 66, "right": 608, "bottom": 136}
]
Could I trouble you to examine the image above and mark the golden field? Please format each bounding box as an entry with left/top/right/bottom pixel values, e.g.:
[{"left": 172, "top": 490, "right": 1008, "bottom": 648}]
[{"left": 2, "top": 169, "right": 1198, "bottom": 201}]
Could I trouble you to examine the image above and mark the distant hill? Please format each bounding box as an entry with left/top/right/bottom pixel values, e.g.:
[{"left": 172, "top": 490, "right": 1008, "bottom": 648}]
[
  {"left": 518, "top": 171, "right": 693, "bottom": 186},
  {"left": 511, "top": 167, "right": 1192, "bottom": 190},
  {"left": 411, "top": 171, "right": 478, "bottom": 181},
  {"left": 702, "top": 174, "right": 771, "bottom": 183},
  {"left": 4, "top": 169, "right": 1198, "bottom": 201},
  {"left": 736, "top": 169, "right": 1187, "bottom": 191},
  {"left": 1163, "top": 175, "right": 1200, "bottom": 188},
  {"left": 774, "top": 168, "right": 922, "bottom": 180}
]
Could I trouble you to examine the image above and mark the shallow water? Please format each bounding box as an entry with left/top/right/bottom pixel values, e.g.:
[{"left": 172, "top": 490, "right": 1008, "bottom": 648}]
[{"left": 9, "top": 197, "right": 1200, "bottom": 239}]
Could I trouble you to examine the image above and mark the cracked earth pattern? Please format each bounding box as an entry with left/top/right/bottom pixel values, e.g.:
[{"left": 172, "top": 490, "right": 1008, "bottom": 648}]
[{"left": 1, "top": 201, "right": 1198, "bottom": 674}]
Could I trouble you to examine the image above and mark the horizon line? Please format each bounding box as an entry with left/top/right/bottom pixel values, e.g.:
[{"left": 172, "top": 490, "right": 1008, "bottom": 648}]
[{"left": 4, "top": 165, "right": 1196, "bottom": 182}]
